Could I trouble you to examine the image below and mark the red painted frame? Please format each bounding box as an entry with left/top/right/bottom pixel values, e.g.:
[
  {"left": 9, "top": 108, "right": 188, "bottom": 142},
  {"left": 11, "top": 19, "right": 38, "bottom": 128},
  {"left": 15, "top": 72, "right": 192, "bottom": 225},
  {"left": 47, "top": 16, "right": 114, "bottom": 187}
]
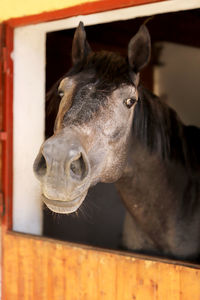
[
  {"left": 0, "top": 0, "right": 166, "bottom": 231},
  {"left": 0, "top": 24, "right": 13, "bottom": 230},
  {"left": 7, "top": 0, "right": 166, "bottom": 27}
]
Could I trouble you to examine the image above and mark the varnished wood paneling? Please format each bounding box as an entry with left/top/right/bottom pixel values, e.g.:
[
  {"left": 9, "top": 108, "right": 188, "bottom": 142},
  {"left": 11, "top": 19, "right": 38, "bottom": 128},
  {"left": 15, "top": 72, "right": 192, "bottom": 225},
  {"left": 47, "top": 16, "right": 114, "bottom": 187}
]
[{"left": 3, "top": 231, "right": 200, "bottom": 300}]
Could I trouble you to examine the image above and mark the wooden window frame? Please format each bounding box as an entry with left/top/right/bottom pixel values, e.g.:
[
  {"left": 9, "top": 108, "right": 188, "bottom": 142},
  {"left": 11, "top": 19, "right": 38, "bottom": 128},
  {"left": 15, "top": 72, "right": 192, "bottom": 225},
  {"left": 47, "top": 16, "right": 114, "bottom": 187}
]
[
  {"left": 1, "top": 0, "right": 200, "bottom": 233},
  {"left": 1, "top": 0, "right": 168, "bottom": 232}
]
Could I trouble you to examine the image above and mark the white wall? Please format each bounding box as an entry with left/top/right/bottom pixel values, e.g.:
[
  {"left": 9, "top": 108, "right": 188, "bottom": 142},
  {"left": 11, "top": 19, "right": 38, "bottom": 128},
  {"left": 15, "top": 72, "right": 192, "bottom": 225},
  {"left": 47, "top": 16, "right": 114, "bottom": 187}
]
[
  {"left": 154, "top": 42, "right": 200, "bottom": 127},
  {"left": 13, "top": 28, "right": 45, "bottom": 235}
]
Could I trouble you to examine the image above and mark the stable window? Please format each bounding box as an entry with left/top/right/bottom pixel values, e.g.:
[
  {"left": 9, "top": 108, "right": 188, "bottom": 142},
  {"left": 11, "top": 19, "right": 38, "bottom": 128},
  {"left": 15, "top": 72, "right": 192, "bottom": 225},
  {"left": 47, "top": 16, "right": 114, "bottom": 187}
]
[
  {"left": 13, "top": 4, "right": 200, "bottom": 250},
  {"left": 44, "top": 10, "right": 200, "bottom": 249}
]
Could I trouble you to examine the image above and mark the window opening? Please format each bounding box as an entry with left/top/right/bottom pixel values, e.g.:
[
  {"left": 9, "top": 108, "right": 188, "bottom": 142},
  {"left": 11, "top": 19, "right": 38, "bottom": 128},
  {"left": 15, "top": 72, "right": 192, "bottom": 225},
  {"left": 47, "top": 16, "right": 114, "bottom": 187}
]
[{"left": 43, "top": 9, "right": 200, "bottom": 255}]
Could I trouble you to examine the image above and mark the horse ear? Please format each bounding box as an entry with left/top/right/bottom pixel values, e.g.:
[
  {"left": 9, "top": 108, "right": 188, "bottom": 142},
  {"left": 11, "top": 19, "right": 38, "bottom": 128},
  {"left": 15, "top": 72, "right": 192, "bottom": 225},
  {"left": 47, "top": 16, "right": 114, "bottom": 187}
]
[
  {"left": 72, "top": 22, "right": 92, "bottom": 66},
  {"left": 128, "top": 25, "right": 151, "bottom": 73}
]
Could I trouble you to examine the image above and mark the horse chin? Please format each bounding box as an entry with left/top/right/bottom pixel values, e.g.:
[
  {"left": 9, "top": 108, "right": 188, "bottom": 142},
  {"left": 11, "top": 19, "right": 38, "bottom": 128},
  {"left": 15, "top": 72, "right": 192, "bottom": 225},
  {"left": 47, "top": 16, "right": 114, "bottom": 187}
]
[{"left": 42, "top": 191, "right": 88, "bottom": 214}]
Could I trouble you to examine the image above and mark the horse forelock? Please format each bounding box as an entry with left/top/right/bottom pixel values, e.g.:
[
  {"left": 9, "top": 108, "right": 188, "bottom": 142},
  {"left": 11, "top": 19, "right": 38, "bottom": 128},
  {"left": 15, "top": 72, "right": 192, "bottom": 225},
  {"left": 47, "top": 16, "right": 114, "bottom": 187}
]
[
  {"left": 85, "top": 51, "right": 131, "bottom": 84},
  {"left": 60, "top": 51, "right": 133, "bottom": 126}
]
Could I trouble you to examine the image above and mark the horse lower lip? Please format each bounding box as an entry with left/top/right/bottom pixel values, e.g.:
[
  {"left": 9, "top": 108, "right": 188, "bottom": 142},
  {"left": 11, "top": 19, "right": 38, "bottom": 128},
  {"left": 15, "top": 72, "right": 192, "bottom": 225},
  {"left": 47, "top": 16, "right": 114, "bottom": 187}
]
[
  {"left": 43, "top": 196, "right": 81, "bottom": 207},
  {"left": 42, "top": 192, "right": 87, "bottom": 214}
]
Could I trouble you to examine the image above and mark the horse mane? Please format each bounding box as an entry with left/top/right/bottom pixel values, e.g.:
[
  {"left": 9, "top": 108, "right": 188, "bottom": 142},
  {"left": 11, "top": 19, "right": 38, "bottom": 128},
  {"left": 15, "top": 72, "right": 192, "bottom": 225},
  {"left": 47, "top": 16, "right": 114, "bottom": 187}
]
[{"left": 133, "top": 86, "right": 200, "bottom": 171}]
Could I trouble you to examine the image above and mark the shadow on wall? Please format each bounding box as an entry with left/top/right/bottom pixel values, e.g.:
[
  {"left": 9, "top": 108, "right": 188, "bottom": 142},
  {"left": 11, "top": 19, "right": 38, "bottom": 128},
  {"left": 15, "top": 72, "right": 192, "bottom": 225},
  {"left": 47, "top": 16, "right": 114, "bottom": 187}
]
[{"left": 43, "top": 183, "right": 126, "bottom": 249}]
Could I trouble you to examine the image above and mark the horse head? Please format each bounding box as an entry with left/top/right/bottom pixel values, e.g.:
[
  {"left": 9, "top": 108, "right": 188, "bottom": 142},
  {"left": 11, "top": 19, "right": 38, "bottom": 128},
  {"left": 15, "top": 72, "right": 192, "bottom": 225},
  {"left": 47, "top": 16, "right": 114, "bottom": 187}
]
[{"left": 33, "top": 22, "right": 151, "bottom": 214}]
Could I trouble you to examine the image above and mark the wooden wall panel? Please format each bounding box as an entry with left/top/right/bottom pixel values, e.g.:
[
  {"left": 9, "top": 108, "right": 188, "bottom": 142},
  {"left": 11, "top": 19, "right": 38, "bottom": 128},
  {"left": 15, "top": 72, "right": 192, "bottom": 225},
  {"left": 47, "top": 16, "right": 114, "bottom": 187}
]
[{"left": 3, "top": 231, "right": 200, "bottom": 300}]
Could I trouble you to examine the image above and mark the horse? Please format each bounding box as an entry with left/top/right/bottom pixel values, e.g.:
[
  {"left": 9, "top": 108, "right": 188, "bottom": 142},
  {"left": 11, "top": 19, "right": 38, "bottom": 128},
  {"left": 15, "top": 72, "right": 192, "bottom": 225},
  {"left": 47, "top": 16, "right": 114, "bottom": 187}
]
[{"left": 34, "top": 22, "right": 200, "bottom": 261}]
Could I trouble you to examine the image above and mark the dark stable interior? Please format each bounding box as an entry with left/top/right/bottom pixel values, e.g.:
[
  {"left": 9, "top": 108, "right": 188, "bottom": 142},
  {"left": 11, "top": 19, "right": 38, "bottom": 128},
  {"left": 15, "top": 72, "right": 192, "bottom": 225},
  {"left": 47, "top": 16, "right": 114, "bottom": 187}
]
[{"left": 43, "top": 9, "right": 200, "bottom": 251}]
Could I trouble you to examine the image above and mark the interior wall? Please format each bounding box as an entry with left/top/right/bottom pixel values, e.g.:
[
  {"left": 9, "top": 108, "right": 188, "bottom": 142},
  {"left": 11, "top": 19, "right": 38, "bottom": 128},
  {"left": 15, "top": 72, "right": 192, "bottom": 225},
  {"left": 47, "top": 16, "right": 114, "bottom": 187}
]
[
  {"left": 154, "top": 42, "right": 200, "bottom": 127},
  {"left": 43, "top": 183, "right": 126, "bottom": 249}
]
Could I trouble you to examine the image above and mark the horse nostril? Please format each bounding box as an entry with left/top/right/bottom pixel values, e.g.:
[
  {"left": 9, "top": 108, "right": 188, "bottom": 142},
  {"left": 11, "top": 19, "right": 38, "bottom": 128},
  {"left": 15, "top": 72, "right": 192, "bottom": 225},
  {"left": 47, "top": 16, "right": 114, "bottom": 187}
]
[
  {"left": 70, "top": 153, "right": 87, "bottom": 180},
  {"left": 33, "top": 152, "right": 47, "bottom": 178}
]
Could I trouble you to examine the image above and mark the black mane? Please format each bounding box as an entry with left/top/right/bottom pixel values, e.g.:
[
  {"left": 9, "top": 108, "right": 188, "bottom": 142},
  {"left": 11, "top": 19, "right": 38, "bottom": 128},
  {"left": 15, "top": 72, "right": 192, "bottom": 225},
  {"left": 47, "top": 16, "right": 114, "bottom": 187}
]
[{"left": 133, "top": 86, "right": 200, "bottom": 170}]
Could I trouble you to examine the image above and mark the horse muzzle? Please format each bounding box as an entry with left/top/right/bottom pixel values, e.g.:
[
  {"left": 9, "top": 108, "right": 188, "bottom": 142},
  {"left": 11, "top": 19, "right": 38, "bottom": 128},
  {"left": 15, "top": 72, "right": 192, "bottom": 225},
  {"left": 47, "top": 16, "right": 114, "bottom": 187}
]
[{"left": 33, "top": 130, "right": 91, "bottom": 213}]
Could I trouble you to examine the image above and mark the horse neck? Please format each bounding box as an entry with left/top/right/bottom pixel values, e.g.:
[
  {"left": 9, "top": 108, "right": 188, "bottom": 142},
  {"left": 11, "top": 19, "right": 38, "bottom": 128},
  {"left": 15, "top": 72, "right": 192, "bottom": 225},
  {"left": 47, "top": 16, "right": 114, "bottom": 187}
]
[
  {"left": 115, "top": 87, "right": 199, "bottom": 240},
  {"left": 115, "top": 138, "right": 188, "bottom": 211},
  {"left": 115, "top": 88, "right": 200, "bottom": 257}
]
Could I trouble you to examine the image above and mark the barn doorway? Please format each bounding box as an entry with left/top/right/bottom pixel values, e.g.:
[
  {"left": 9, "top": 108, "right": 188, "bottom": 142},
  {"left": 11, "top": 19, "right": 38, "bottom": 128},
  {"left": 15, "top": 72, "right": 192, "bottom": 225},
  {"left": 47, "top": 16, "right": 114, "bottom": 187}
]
[{"left": 43, "top": 9, "right": 200, "bottom": 250}]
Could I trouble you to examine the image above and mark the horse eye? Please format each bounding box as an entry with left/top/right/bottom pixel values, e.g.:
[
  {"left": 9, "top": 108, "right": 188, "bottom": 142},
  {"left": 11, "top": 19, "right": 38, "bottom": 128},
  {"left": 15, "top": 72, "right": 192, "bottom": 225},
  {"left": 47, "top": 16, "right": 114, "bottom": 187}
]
[
  {"left": 124, "top": 98, "right": 136, "bottom": 109},
  {"left": 58, "top": 90, "right": 64, "bottom": 98}
]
